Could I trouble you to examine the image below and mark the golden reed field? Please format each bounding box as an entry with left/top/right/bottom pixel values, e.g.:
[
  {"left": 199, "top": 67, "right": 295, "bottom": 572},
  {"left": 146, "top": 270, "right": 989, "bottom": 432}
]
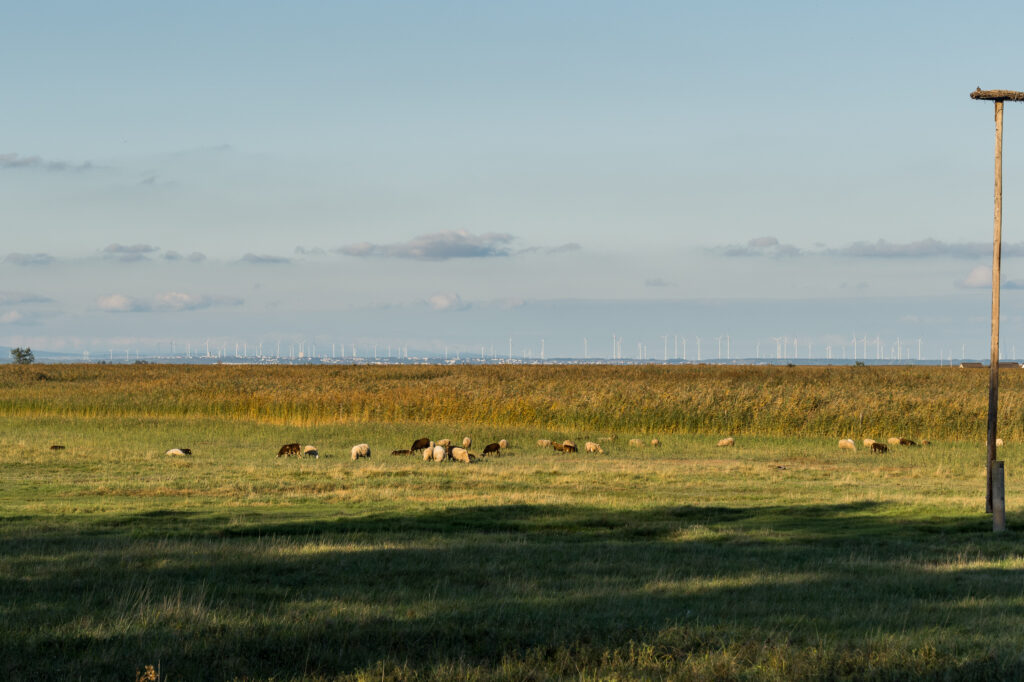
[{"left": 0, "top": 362, "right": 1014, "bottom": 442}]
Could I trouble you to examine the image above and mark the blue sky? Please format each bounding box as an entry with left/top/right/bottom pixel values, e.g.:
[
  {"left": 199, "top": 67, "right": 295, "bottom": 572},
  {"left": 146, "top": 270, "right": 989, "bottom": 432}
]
[{"left": 2, "top": 1, "right": 1024, "bottom": 359}]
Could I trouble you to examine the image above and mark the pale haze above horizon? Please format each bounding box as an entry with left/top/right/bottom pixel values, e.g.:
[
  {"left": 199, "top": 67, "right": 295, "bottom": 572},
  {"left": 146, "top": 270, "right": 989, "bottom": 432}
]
[{"left": 3, "top": 1, "right": 1024, "bottom": 360}]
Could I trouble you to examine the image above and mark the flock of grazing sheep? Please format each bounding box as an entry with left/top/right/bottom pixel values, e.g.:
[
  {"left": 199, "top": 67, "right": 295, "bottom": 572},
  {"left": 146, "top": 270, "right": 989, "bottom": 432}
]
[
  {"left": 148, "top": 432, "right": 1005, "bottom": 461},
  {"left": 267, "top": 433, "right": 736, "bottom": 462},
  {"left": 272, "top": 435, "right": 511, "bottom": 463},
  {"left": 839, "top": 437, "right": 933, "bottom": 453}
]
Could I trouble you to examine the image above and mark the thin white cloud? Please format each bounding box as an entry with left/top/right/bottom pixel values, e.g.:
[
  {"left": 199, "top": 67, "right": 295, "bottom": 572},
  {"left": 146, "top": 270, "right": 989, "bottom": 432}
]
[
  {"left": 240, "top": 253, "right": 291, "bottom": 264},
  {"left": 339, "top": 230, "right": 515, "bottom": 261},
  {"left": 103, "top": 243, "right": 160, "bottom": 262},
  {"left": 0, "top": 310, "right": 24, "bottom": 323},
  {"left": 714, "top": 237, "right": 1024, "bottom": 260},
  {"left": 98, "top": 292, "right": 244, "bottom": 313},
  {"left": 720, "top": 236, "right": 802, "bottom": 257},
  {"left": 427, "top": 293, "right": 469, "bottom": 311},
  {"left": 831, "top": 239, "right": 1020, "bottom": 259},
  {"left": 0, "top": 152, "right": 94, "bottom": 172},
  {"left": 959, "top": 265, "right": 1024, "bottom": 289},
  {"left": 546, "top": 242, "right": 582, "bottom": 254},
  {"left": 0, "top": 291, "right": 53, "bottom": 305},
  {"left": 645, "top": 278, "right": 675, "bottom": 288},
  {"left": 4, "top": 252, "right": 55, "bottom": 266},
  {"left": 163, "top": 250, "right": 206, "bottom": 262}
]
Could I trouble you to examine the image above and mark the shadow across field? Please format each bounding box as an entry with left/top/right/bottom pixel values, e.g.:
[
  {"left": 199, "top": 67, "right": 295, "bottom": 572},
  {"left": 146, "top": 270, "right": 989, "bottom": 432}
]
[{"left": 2, "top": 502, "right": 1022, "bottom": 680}]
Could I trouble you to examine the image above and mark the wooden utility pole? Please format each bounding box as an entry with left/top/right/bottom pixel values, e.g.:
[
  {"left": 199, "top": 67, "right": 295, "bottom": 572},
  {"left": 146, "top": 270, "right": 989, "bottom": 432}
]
[{"left": 971, "top": 88, "right": 1024, "bottom": 531}]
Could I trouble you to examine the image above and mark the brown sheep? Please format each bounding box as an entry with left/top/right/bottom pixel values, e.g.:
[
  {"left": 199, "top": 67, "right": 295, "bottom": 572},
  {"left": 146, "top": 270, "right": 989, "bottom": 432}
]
[
  {"left": 870, "top": 442, "right": 888, "bottom": 453},
  {"left": 277, "top": 443, "right": 300, "bottom": 457},
  {"left": 552, "top": 442, "right": 567, "bottom": 452},
  {"left": 482, "top": 442, "right": 501, "bottom": 455},
  {"left": 562, "top": 440, "right": 578, "bottom": 453},
  {"left": 411, "top": 437, "right": 431, "bottom": 453}
]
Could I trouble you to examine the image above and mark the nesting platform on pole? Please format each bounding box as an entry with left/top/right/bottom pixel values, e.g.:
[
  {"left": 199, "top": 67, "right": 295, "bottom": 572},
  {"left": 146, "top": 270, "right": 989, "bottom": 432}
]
[{"left": 971, "top": 88, "right": 1024, "bottom": 101}]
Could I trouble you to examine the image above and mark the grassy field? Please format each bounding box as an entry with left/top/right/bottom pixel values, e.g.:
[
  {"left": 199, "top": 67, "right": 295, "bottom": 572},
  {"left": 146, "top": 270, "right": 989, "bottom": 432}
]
[{"left": 2, "top": 364, "right": 1024, "bottom": 680}]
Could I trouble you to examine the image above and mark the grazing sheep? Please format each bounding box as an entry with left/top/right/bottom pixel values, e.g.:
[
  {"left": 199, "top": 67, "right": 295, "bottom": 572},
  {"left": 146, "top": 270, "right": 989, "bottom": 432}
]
[
  {"left": 391, "top": 449, "right": 411, "bottom": 455},
  {"left": 887, "top": 437, "right": 901, "bottom": 446},
  {"left": 651, "top": 439, "right": 661, "bottom": 447},
  {"left": 862, "top": 439, "right": 876, "bottom": 448},
  {"left": 303, "top": 445, "right": 319, "bottom": 458},
  {"left": 921, "top": 440, "right": 931, "bottom": 446},
  {"left": 838, "top": 439, "right": 856, "bottom": 451},
  {"left": 870, "top": 442, "right": 888, "bottom": 453},
  {"left": 498, "top": 438, "right": 508, "bottom": 449},
  {"left": 451, "top": 447, "right": 472, "bottom": 463},
  {"left": 49, "top": 445, "right": 65, "bottom": 451},
  {"left": 585, "top": 441, "right": 604, "bottom": 454},
  {"left": 462, "top": 436, "right": 472, "bottom": 449},
  {"left": 432, "top": 445, "right": 447, "bottom": 462},
  {"left": 423, "top": 448, "right": 433, "bottom": 461},
  {"left": 165, "top": 448, "right": 188, "bottom": 456},
  {"left": 996, "top": 438, "right": 1005, "bottom": 447},
  {"left": 898, "top": 438, "right": 918, "bottom": 447},
  {"left": 562, "top": 440, "right": 578, "bottom": 453},
  {"left": 482, "top": 442, "right": 501, "bottom": 455},
  {"left": 717, "top": 437, "right": 735, "bottom": 447},
  {"left": 628, "top": 438, "right": 644, "bottom": 447},
  {"left": 351, "top": 443, "right": 371, "bottom": 460},
  {"left": 411, "top": 437, "right": 431, "bottom": 453},
  {"left": 437, "top": 439, "right": 452, "bottom": 448},
  {"left": 278, "top": 443, "right": 301, "bottom": 457},
  {"left": 551, "top": 441, "right": 567, "bottom": 452},
  {"left": 537, "top": 439, "right": 552, "bottom": 448}
]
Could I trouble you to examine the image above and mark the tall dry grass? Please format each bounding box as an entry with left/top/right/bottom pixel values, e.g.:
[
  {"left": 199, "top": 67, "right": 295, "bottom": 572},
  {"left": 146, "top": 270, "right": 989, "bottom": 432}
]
[{"left": 0, "top": 363, "right": 1012, "bottom": 441}]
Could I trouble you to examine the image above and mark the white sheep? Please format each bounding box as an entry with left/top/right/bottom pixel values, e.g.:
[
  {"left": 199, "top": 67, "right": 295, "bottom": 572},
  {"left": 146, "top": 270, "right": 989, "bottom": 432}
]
[
  {"left": 996, "top": 438, "right": 1005, "bottom": 447},
  {"left": 303, "top": 445, "right": 319, "bottom": 458},
  {"left": 451, "top": 447, "right": 472, "bottom": 463},
  {"left": 862, "top": 438, "right": 876, "bottom": 448},
  {"left": 628, "top": 438, "right": 644, "bottom": 447},
  {"left": 350, "top": 443, "right": 371, "bottom": 460},
  {"left": 462, "top": 436, "right": 472, "bottom": 449},
  {"left": 838, "top": 439, "right": 856, "bottom": 451},
  {"left": 498, "top": 438, "right": 508, "bottom": 449},
  {"left": 650, "top": 439, "right": 661, "bottom": 447},
  {"left": 537, "top": 439, "right": 552, "bottom": 448},
  {"left": 432, "top": 445, "right": 447, "bottom": 462},
  {"left": 717, "top": 437, "right": 735, "bottom": 447},
  {"left": 165, "top": 448, "right": 188, "bottom": 456},
  {"left": 437, "top": 439, "right": 452, "bottom": 447},
  {"left": 585, "top": 441, "right": 604, "bottom": 454},
  {"left": 886, "top": 437, "right": 901, "bottom": 446}
]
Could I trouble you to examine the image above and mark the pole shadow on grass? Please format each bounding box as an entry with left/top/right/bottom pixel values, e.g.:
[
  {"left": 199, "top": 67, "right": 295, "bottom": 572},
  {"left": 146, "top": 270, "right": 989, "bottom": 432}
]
[{"left": 2, "top": 502, "right": 1022, "bottom": 680}]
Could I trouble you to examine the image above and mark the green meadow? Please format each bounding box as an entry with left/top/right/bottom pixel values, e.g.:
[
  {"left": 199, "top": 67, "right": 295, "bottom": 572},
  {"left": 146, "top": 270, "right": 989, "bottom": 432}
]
[{"left": 2, "top": 364, "right": 1023, "bottom": 680}]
